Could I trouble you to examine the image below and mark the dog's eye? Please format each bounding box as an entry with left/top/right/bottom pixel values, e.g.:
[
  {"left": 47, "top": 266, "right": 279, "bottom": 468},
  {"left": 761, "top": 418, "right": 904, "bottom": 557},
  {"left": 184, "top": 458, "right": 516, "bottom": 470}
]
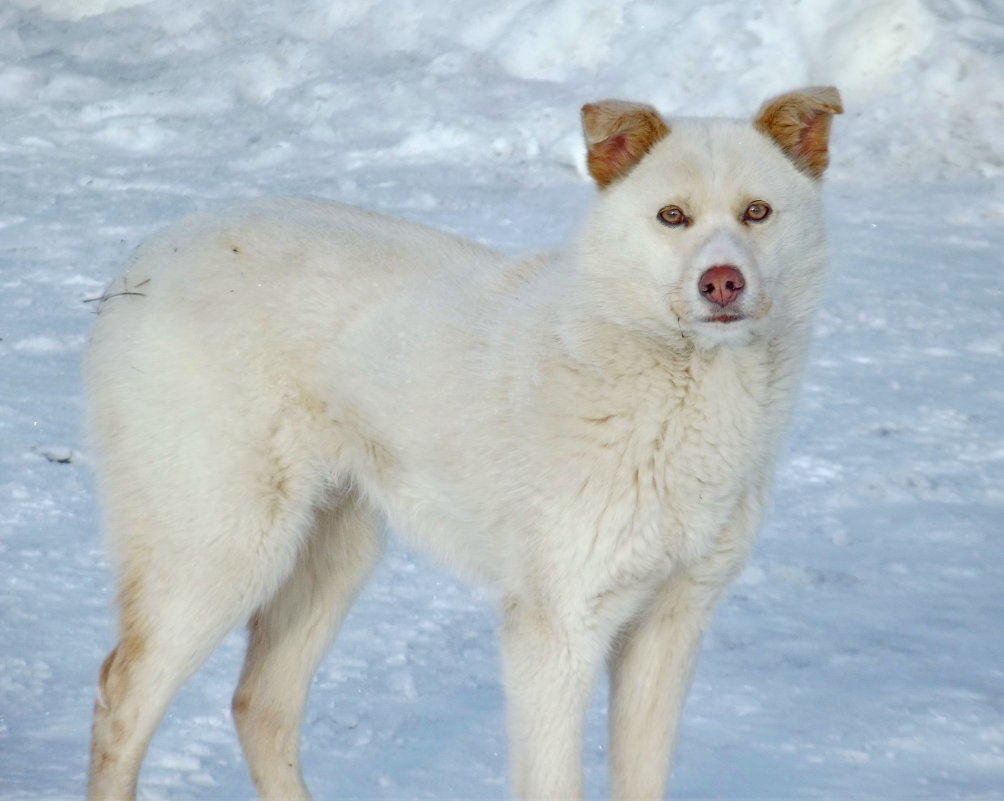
[
  {"left": 657, "top": 206, "right": 689, "bottom": 227},
  {"left": 743, "top": 201, "right": 771, "bottom": 223}
]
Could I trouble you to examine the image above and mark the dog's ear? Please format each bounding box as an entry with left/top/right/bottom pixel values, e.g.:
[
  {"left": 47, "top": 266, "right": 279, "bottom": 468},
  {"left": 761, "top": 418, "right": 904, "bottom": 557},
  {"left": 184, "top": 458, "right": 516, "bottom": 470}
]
[
  {"left": 754, "top": 86, "right": 843, "bottom": 179},
  {"left": 582, "top": 100, "right": 669, "bottom": 189}
]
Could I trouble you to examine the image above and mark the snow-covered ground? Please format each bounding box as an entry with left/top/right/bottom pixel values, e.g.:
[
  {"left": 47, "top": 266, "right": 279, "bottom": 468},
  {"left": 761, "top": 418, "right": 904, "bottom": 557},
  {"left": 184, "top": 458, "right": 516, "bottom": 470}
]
[{"left": 2, "top": 0, "right": 1003, "bottom": 798}]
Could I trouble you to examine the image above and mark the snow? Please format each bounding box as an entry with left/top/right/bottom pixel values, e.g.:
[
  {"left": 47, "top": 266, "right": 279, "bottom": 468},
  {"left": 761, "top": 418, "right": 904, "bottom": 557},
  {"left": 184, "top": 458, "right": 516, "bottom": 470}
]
[{"left": 2, "top": 0, "right": 1002, "bottom": 799}]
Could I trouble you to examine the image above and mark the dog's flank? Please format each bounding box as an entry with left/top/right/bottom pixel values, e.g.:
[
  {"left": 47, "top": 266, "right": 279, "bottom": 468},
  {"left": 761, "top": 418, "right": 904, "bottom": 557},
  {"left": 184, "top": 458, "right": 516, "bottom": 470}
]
[{"left": 85, "top": 87, "right": 841, "bottom": 800}]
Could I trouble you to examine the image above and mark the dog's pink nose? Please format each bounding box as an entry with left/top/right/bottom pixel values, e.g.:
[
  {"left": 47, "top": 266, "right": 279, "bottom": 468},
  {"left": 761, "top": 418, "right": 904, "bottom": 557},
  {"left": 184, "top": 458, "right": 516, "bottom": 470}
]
[{"left": 699, "top": 265, "right": 745, "bottom": 307}]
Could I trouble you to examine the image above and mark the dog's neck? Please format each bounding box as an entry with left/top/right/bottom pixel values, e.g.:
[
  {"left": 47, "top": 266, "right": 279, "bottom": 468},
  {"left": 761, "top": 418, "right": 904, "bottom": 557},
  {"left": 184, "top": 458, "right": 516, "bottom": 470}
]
[
  {"left": 549, "top": 292, "right": 773, "bottom": 376},
  {"left": 537, "top": 286, "right": 810, "bottom": 438}
]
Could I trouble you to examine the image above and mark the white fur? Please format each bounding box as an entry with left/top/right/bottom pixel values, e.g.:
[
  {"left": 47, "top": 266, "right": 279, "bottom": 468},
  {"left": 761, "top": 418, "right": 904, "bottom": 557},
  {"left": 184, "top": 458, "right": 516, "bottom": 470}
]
[{"left": 86, "top": 109, "right": 829, "bottom": 800}]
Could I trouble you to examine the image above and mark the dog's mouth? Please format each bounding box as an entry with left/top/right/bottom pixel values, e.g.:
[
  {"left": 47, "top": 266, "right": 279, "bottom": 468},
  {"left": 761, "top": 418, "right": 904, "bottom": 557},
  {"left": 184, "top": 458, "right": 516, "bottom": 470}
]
[
  {"left": 669, "top": 292, "right": 770, "bottom": 334},
  {"left": 705, "top": 313, "right": 745, "bottom": 324}
]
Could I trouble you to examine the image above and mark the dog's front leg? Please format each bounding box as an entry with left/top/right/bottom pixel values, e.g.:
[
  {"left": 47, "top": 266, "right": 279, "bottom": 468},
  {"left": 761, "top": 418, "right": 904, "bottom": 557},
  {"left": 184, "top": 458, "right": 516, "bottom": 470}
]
[
  {"left": 500, "top": 598, "right": 608, "bottom": 800},
  {"left": 607, "top": 573, "right": 715, "bottom": 800}
]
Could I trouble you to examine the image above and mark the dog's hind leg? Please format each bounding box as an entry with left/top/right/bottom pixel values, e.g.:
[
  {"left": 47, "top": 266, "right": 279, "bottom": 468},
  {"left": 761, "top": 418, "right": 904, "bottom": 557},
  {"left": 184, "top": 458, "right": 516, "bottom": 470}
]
[
  {"left": 87, "top": 451, "right": 326, "bottom": 800},
  {"left": 232, "top": 493, "right": 384, "bottom": 801},
  {"left": 88, "top": 530, "right": 307, "bottom": 799}
]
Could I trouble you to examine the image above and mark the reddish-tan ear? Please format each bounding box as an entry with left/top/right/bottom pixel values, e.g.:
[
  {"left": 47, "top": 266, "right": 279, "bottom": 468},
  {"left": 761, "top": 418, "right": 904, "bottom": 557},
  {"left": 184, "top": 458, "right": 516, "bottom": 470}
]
[
  {"left": 754, "top": 86, "right": 843, "bottom": 179},
  {"left": 582, "top": 100, "right": 669, "bottom": 189}
]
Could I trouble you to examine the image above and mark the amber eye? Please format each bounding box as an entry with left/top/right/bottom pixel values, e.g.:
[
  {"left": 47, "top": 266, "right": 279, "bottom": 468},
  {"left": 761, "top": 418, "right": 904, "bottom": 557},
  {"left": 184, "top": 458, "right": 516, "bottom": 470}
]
[
  {"left": 657, "top": 205, "right": 689, "bottom": 227},
  {"left": 743, "top": 201, "right": 771, "bottom": 223}
]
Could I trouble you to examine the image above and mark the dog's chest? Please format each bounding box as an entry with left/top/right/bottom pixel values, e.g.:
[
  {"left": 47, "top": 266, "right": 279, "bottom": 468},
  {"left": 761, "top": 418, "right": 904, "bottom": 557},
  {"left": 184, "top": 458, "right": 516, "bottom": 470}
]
[{"left": 553, "top": 349, "right": 776, "bottom": 574}]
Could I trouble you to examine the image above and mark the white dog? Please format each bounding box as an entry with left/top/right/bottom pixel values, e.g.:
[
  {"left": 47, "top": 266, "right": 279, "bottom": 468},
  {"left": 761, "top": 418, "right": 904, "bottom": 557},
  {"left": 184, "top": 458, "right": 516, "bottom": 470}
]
[{"left": 85, "top": 86, "right": 841, "bottom": 800}]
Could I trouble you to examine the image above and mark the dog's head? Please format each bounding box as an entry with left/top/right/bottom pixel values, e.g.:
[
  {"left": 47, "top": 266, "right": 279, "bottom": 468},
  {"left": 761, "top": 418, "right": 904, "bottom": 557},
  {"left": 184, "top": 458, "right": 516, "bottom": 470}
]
[{"left": 577, "top": 87, "right": 842, "bottom": 350}]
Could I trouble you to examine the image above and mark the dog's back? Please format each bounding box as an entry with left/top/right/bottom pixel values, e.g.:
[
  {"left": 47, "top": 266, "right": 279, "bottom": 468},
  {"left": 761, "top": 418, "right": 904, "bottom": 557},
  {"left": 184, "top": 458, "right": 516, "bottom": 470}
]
[{"left": 86, "top": 88, "right": 841, "bottom": 801}]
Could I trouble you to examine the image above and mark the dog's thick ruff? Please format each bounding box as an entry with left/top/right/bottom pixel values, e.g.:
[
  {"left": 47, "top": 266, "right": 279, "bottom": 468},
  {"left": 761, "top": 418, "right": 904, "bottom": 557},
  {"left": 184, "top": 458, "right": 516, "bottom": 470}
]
[{"left": 86, "top": 87, "right": 841, "bottom": 800}]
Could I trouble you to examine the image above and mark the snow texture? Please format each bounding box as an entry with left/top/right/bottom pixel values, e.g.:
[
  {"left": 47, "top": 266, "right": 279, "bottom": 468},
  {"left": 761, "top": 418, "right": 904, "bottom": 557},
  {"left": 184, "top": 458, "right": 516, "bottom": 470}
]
[{"left": 1, "top": 0, "right": 1002, "bottom": 799}]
